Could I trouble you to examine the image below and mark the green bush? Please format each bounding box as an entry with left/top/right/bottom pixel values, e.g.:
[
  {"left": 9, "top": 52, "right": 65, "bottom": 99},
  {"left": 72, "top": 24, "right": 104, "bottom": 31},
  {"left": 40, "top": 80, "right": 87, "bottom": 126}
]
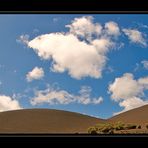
[
  {"left": 101, "top": 124, "right": 114, "bottom": 133},
  {"left": 87, "top": 127, "right": 98, "bottom": 134},
  {"left": 95, "top": 123, "right": 114, "bottom": 134},
  {"left": 87, "top": 122, "right": 139, "bottom": 134},
  {"left": 113, "top": 122, "right": 125, "bottom": 131}
]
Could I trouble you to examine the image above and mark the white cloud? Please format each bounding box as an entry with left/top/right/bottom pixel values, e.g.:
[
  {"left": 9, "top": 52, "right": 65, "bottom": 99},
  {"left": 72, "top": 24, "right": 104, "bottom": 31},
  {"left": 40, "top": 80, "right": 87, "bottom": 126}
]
[
  {"left": 28, "top": 33, "right": 114, "bottom": 79},
  {"left": 24, "top": 16, "right": 129, "bottom": 80},
  {"left": 17, "top": 34, "right": 29, "bottom": 45},
  {"left": 137, "top": 23, "right": 148, "bottom": 29},
  {"left": 0, "top": 95, "right": 22, "bottom": 112},
  {"left": 122, "top": 28, "right": 147, "bottom": 46},
  {"left": 109, "top": 73, "right": 142, "bottom": 101},
  {"left": 108, "top": 73, "right": 148, "bottom": 114},
  {"left": 105, "top": 21, "right": 120, "bottom": 36},
  {"left": 119, "top": 97, "right": 147, "bottom": 111},
  {"left": 141, "top": 60, "right": 148, "bottom": 70},
  {"left": 138, "top": 76, "right": 148, "bottom": 89},
  {"left": 28, "top": 17, "right": 116, "bottom": 80},
  {"left": 114, "top": 97, "right": 148, "bottom": 115},
  {"left": 91, "top": 38, "right": 114, "bottom": 54},
  {"left": 134, "top": 63, "right": 140, "bottom": 72},
  {"left": 106, "top": 66, "right": 114, "bottom": 73},
  {"left": 26, "top": 67, "right": 44, "bottom": 82},
  {"left": 12, "top": 93, "right": 27, "bottom": 100},
  {"left": 66, "top": 16, "right": 102, "bottom": 41},
  {"left": 31, "top": 85, "right": 103, "bottom": 106},
  {"left": 92, "top": 97, "right": 103, "bottom": 104}
]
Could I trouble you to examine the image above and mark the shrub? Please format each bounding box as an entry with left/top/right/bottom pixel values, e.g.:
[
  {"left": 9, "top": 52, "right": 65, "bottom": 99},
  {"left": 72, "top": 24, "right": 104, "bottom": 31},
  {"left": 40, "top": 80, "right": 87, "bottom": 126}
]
[
  {"left": 95, "top": 123, "right": 114, "bottom": 134},
  {"left": 87, "top": 122, "right": 139, "bottom": 134},
  {"left": 101, "top": 124, "right": 114, "bottom": 133},
  {"left": 113, "top": 122, "right": 125, "bottom": 131},
  {"left": 88, "top": 127, "right": 98, "bottom": 134}
]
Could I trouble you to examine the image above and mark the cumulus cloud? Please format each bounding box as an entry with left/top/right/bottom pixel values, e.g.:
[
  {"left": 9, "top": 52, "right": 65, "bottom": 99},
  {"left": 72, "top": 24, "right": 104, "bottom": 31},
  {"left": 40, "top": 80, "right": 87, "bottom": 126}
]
[
  {"left": 105, "top": 21, "right": 120, "bottom": 36},
  {"left": 108, "top": 73, "right": 148, "bottom": 115},
  {"left": 19, "top": 17, "right": 147, "bottom": 81},
  {"left": 122, "top": 28, "right": 147, "bottom": 46},
  {"left": 26, "top": 67, "right": 44, "bottom": 82},
  {"left": 0, "top": 95, "right": 22, "bottom": 112},
  {"left": 27, "top": 16, "right": 118, "bottom": 80},
  {"left": 141, "top": 60, "right": 148, "bottom": 70},
  {"left": 66, "top": 16, "right": 102, "bottom": 41},
  {"left": 28, "top": 33, "right": 114, "bottom": 79},
  {"left": 31, "top": 85, "right": 103, "bottom": 106},
  {"left": 109, "top": 73, "right": 143, "bottom": 101}
]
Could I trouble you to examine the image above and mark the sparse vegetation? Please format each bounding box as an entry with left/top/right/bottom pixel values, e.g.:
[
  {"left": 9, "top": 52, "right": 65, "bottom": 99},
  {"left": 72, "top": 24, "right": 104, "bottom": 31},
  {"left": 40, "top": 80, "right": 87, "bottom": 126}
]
[
  {"left": 87, "top": 122, "right": 138, "bottom": 134},
  {"left": 95, "top": 123, "right": 114, "bottom": 134},
  {"left": 88, "top": 127, "right": 98, "bottom": 134},
  {"left": 113, "top": 121, "right": 125, "bottom": 130},
  {"left": 88, "top": 123, "right": 115, "bottom": 134}
]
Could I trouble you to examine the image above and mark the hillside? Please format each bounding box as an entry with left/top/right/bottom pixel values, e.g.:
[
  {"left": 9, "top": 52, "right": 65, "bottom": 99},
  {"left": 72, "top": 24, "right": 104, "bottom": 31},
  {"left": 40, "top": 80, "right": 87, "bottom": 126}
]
[
  {"left": 109, "top": 105, "right": 148, "bottom": 125},
  {"left": 0, "top": 105, "right": 148, "bottom": 133},
  {"left": 0, "top": 109, "right": 105, "bottom": 133}
]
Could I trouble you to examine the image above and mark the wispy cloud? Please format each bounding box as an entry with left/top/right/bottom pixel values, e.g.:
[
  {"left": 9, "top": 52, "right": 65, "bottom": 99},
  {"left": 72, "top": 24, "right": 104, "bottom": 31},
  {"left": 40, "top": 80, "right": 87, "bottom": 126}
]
[
  {"left": 141, "top": 60, "right": 148, "bottom": 70},
  {"left": 122, "top": 28, "right": 147, "bottom": 47},
  {"left": 31, "top": 85, "right": 103, "bottom": 106},
  {"left": 16, "top": 34, "right": 29, "bottom": 45},
  {"left": 134, "top": 63, "right": 140, "bottom": 72}
]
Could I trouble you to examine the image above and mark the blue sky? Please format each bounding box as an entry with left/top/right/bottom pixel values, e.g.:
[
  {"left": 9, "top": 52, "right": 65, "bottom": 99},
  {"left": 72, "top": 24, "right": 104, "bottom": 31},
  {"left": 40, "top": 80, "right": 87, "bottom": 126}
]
[{"left": 0, "top": 14, "right": 148, "bottom": 119}]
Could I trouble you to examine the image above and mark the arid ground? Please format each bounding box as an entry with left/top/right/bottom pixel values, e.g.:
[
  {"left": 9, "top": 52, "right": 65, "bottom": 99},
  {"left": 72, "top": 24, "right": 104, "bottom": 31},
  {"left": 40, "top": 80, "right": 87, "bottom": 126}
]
[{"left": 0, "top": 105, "right": 148, "bottom": 134}]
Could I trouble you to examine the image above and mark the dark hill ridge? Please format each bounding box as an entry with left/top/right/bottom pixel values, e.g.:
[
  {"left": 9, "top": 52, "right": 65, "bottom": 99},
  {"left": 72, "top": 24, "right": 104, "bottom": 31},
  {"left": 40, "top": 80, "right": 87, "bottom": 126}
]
[{"left": 0, "top": 109, "right": 105, "bottom": 133}]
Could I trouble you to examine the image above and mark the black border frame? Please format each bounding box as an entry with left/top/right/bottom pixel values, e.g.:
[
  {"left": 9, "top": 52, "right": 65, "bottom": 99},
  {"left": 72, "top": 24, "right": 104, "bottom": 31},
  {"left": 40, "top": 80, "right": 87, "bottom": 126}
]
[{"left": 0, "top": 0, "right": 148, "bottom": 145}]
